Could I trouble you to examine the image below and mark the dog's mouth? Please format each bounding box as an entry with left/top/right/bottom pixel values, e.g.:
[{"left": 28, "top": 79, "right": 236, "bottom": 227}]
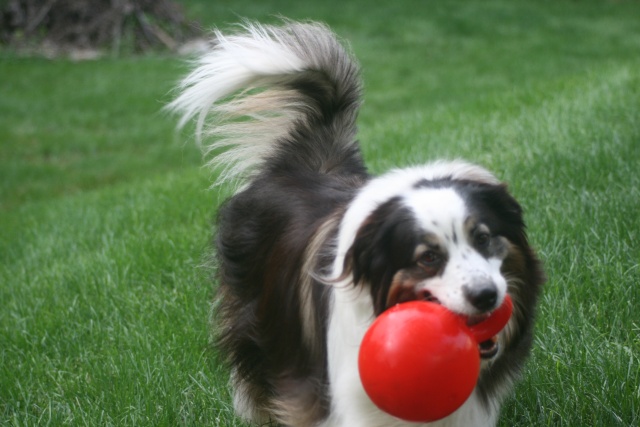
[
  {"left": 422, "top": 293, "right": 501, "bottom": 360},
  {"left": 477, "top": 337, "right": 499, "bottom": 359}
]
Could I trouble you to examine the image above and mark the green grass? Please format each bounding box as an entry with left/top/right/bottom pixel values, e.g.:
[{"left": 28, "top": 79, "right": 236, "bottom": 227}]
[{"left": 1, "top": 0, "right": 639, "bottom": 425}]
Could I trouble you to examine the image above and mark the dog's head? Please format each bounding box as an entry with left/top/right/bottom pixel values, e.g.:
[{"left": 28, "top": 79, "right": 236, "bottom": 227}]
[{"left": 336, "top": 161, "right": 543, "bottom": 363}]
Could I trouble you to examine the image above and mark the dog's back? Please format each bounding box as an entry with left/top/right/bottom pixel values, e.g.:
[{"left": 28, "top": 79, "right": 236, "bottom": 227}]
[{"left": 216, "top": 172, "right": 361, "bottom": 424}]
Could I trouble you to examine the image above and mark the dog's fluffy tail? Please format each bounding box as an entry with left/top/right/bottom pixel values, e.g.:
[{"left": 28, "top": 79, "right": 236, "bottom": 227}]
[{"left": 168, "top": 21, "right": 366, "bottom": 186}]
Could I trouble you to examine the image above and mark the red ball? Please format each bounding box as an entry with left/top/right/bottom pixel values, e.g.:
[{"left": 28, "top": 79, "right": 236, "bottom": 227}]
[{"left": 358, "top": 295, "right": 513, "bottom": 422}]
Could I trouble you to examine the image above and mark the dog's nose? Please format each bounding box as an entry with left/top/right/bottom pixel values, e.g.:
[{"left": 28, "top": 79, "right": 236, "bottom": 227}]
[{"left": 464, "top": 281, "right": 498, "bottom": 312}]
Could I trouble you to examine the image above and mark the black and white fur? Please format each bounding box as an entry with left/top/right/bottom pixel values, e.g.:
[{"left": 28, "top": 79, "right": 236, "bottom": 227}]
[{"left": 169, "top": 21, "right": 544, "bottom": 427}]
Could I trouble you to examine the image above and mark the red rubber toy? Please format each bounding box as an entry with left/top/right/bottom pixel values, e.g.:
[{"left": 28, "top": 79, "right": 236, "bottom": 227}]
[{"left": 358, "top": 294, "right": 513, "bottom": 422}]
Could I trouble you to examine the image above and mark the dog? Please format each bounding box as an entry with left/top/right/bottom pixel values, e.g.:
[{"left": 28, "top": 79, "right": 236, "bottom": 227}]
[{"left": 168, "top": 21, "right": 544, "bottom": 427}]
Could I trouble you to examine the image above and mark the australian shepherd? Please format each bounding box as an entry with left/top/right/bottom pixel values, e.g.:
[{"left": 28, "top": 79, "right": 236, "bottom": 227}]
[{"left": 169, "top": 21, "right": 544, "bottom": 427}]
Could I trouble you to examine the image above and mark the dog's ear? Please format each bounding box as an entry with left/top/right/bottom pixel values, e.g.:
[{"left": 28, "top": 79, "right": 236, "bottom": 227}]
[{"left": 345, "top": 197, "right": 419, "bottom": 315}]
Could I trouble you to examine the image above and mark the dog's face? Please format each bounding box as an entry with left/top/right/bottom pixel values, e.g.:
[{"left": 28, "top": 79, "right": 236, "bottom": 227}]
[
  {"left": 388, "top": 185, "right": 510, "bottom": 312},
  {"left": 345, "top": 176, "right": 537, "bottom": 359}
]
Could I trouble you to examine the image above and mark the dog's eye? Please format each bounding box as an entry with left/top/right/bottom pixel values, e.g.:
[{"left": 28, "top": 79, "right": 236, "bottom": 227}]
[
  {"left": 418, "top": 250, "right": 441, "bottom": 267},
  {"left": 475, "top": 232, "right": 491, "bottom": 248}
]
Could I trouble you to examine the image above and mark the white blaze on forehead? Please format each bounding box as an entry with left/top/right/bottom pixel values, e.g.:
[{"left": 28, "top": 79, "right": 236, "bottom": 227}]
[{"left": 402, "top": 187, "right": 468, "bottom": 237}]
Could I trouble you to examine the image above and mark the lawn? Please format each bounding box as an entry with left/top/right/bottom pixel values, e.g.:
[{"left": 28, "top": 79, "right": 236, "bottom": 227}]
[{"left": 1, "top": 0, "right": 639, "bottom": 425}]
